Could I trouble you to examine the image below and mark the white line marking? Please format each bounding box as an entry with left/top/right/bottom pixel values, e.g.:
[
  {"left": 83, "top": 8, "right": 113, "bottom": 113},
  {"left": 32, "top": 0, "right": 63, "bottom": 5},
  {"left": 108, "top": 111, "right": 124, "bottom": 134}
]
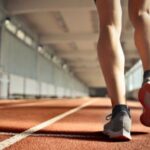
[{"left": 0, "top": 99, "right": 97, "bottom": 149}]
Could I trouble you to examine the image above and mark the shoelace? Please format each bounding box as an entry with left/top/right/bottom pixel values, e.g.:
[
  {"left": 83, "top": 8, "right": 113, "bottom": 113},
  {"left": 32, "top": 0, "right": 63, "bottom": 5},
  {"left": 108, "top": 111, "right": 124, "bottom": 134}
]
[
  {"left": 106, "top": 114, "right": 112, "bottom": 120},
  {"left": 106, "top": 108, "right": 131, "bottom": 121}
]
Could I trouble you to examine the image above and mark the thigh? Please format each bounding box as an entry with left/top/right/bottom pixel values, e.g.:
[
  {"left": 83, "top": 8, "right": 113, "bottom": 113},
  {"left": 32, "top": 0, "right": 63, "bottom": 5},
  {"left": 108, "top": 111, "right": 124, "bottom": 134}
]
[{"left": 96, "top": 0, "right": 122, "bottom": 31}]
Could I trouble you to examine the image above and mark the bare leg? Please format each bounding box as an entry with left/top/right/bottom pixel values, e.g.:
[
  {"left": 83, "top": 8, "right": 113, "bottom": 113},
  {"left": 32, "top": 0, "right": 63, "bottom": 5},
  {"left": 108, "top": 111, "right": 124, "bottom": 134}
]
[
  {"left": 129, "top": 0, "right": 150, "bottom": 127},
  {"left": 129, "top": 0, "right": 150, "bottom": 71},
  {"left": 95, "top": 0, "right": 126, "bottom": 107}
]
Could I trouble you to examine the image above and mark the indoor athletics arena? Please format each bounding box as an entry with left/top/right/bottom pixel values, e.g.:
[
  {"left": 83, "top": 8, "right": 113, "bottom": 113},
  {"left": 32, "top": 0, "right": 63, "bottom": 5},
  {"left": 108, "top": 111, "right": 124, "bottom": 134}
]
[{"left": 0, "top": 0, "right": 150, "bottom": 149}]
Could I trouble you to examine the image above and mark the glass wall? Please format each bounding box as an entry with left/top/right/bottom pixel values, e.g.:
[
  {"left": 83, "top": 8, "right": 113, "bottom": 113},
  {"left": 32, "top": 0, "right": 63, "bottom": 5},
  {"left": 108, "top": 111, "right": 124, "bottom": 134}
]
[{"left": 125, "top": 60, "right": 143, "bottom": 92}]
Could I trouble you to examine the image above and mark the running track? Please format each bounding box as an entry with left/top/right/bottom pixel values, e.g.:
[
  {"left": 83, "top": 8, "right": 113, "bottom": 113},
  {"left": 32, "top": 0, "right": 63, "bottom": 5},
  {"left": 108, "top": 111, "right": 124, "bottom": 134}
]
[{"left": 0, "top": 98, "right": 150, "bottom": 150}]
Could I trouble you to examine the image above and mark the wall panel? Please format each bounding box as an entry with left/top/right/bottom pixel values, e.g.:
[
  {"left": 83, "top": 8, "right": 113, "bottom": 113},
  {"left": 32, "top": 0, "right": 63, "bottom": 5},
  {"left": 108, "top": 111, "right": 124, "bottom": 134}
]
[{"left": 1, "top": 29, "right": 37, "bottom": 79}]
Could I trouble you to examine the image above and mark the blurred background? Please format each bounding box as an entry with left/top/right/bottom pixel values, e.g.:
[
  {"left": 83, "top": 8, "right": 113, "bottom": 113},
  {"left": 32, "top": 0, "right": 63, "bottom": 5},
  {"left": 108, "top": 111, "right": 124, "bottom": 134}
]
[{"left": 0, "top": 0, "right": 142, "bottom": 100}]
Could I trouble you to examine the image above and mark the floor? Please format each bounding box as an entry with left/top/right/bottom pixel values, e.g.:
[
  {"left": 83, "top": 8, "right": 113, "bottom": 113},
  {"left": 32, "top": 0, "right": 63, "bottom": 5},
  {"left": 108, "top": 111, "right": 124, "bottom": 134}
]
[{"left": 0, "top": 97, "right": 150, "bottom": 150}]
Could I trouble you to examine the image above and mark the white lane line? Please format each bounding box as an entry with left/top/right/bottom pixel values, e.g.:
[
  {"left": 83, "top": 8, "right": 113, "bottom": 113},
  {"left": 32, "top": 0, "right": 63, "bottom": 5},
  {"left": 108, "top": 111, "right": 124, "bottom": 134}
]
[{"left": 0, "top": 99, "right": 97, "bottom": 150}]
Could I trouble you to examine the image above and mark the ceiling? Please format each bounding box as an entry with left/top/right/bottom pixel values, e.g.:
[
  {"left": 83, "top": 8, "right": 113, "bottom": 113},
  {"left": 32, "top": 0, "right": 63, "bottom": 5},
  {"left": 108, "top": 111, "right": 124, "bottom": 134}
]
[{"left": 3, "top": 0, "right": 139, "bottom": 87}]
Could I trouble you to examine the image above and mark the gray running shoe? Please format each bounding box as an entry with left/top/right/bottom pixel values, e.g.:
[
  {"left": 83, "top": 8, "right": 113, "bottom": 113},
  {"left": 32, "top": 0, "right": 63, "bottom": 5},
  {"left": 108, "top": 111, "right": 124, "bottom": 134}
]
[{"left": 103, "top": 105, "right": 132, "bottom": 140}]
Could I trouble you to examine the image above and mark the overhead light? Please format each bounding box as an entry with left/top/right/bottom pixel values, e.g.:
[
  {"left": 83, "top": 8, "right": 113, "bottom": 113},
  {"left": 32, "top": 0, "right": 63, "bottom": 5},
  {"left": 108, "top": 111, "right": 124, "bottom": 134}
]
[
  {"left": 62, "top": 64, "right": 68, "bottom": 70},
  {"left": 4, "top": 18, "right": 11, "bottom": 25},
  {"left": 16, "top": 29, "right": 25, "bottom": 40},
  {"left": 52, "top": 55, "right": 63, "bottom": 66},
  {"left": 4, "top": 19, "right": 17, "bottom": 34},
  {"left": 25, "top": 36, "right": 33, "bottom": 46},
  {"left": 43, "top": 52, "right": 51, "bottom": 60},
  {"left": 38, "top": 45, "right": 44, "bottom": 53},
  {"left": 52, "top": 55, "right": 58, "bottom": 62}
]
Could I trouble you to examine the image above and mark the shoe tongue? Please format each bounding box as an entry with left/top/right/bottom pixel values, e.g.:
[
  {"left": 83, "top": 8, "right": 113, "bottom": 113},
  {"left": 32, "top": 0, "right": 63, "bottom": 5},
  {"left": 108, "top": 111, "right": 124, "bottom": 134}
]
[
  {"left": 112, "top": 105, "right": 129, "bottom": 118},
  {"left": 143, "top": 70, "right": 150, "bottom": 84},
  {"left": 113, "top": 104, "right": 128, "bottom": 111},
  {"left": 144, "top": 70, "right": 150, "bottom": 79}
]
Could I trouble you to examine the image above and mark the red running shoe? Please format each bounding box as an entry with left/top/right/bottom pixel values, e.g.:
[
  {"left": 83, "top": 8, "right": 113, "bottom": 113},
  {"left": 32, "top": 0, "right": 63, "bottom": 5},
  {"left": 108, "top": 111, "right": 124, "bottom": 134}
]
[{"left": 138, "top": 82, "right": 150, "bottom": 127}]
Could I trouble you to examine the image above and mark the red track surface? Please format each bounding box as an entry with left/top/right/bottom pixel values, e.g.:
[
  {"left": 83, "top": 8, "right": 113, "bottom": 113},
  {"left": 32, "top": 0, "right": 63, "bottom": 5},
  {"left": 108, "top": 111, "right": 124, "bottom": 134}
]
[{"left": 0, "top": 98, "right": 150, "bottom": 150}]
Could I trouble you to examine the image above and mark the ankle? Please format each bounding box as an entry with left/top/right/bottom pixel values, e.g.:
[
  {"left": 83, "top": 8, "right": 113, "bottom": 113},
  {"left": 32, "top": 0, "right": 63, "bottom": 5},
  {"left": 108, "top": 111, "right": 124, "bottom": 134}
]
[{"left": 112, "top": 104, "right": 131, "bottom": 118}]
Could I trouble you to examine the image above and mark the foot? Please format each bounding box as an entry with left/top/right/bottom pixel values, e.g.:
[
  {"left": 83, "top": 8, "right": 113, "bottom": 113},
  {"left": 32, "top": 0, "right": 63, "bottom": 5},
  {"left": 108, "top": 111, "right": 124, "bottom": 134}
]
[
  {"left": 138, "top": 79, "right": 150, "bottom": 127},
  {"left": 103, "top": 105, "right": 132, "bottom": 140}
]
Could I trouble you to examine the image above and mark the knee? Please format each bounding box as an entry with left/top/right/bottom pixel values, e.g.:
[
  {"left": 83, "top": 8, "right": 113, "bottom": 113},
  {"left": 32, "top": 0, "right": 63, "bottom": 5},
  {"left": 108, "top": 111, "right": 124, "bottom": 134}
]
[
  {"left": 101, "top": 24, "right": 119, "bottom": 34},
  {"left": 130, "top": 9, "right": 150, "bottom": 27},
  {"left": 97, "top": 25, "right": 120, "bottom": 52},
  {"left": 137, "top": 9, "right": 150, "bottom": 23},
  {"left": 98, "top": 25, "right": 120, "bottom": 43}
]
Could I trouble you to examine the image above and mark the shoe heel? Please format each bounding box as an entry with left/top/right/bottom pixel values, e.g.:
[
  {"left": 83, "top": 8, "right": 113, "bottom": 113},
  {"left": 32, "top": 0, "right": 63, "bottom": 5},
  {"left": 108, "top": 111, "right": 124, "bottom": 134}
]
[
  {"left": 107, "top": 129, "right": 132, "bottom": 140},
  {"left": 140, "top": 112, "right": 150, "bottom": 127},
  {"left": 139, "top": 83, "right": 150, "bottom": 126},
  {"left": 139, "top": 83, "right": 150, "bottom": 108}
]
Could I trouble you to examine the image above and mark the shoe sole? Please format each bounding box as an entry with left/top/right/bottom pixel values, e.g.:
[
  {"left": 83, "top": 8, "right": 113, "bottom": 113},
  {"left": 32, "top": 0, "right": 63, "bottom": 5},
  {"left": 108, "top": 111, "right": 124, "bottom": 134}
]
[
  {"left": 138, "top": 82, "right": 150, "bottom": 127},
  {"left": 103, "top": 129, "right": 132, "bottom": 140}
]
